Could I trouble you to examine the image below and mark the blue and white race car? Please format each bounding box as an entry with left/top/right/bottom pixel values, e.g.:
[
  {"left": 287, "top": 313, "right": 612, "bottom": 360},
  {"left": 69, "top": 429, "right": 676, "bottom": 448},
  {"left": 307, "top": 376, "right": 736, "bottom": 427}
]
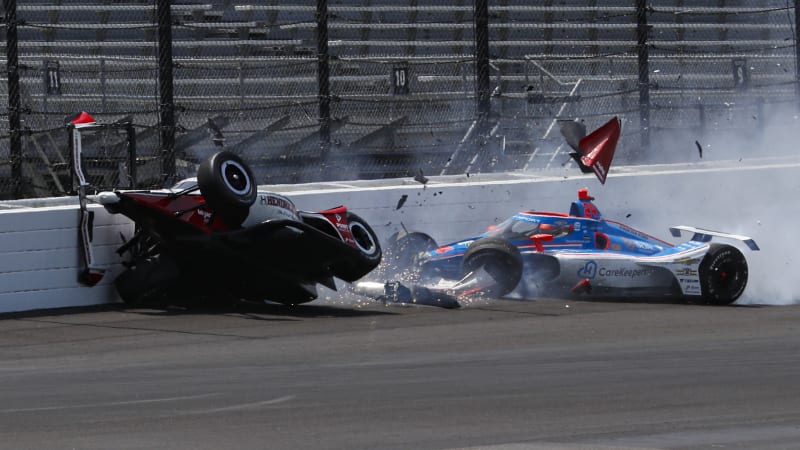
[{"left": 363, "top": 188, "right": 759, "bottom": 308}]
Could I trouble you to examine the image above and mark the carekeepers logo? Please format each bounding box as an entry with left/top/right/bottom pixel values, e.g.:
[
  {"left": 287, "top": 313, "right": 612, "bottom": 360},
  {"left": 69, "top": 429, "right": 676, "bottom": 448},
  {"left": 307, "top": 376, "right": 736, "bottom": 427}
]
[
  {"left": 577, "top": 261, "right": 656, "bottom": 281},
  {"left": 577, "top": 261, "right": 598, "bottom": 279},
  {"left": 599, "top": 267, "right": 656, "bottom": 278}
]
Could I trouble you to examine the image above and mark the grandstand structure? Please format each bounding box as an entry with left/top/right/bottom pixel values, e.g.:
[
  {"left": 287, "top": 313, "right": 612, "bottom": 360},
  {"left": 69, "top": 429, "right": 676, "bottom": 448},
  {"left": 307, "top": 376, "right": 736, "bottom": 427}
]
[{"left": 1, "top": 1, "right": 797, "bottom": 199}]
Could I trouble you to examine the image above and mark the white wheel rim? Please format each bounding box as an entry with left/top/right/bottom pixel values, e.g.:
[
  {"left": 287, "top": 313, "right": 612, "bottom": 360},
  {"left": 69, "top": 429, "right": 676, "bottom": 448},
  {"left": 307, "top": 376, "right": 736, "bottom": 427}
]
[
  {"left": 350, "top": 222, "right": 377, "bottom": 256},
  {"left": 220, "top": 160, "right": 251, "bottom": 196}
]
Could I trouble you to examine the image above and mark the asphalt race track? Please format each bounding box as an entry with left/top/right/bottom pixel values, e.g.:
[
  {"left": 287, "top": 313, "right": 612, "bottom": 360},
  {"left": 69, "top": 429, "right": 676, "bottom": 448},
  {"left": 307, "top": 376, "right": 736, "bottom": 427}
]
[{"left": 2, "top": 298, "right": 800, "bottom": 450}]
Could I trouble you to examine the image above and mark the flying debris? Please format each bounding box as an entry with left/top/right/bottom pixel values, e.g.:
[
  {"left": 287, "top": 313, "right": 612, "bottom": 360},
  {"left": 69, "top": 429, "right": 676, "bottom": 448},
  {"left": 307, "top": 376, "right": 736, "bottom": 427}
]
[
  {"left": 570, "top": 278, "right": 592, "bottom": 294},
  {"left": 695, "top": 140, "right": 703, "bottom": 158},
  {"left": 396, "top": 194, "right": 408, "bottom": 210},
  {"left": 414, "top": 169, "right": 429, "bottom": 185},
  {"left": 559, "top": 116, "right": 621, "bottom": 185},
  {"left": 207, "top": 117, "right": 225, "bottom": 147}
]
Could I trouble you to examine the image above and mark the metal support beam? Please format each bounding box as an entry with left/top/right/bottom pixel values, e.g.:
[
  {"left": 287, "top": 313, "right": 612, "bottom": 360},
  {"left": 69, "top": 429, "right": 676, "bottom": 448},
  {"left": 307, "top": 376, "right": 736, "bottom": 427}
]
[
  {"left": 474, "top": 0, "right": 491, "bottom": 131},
  {"left": 349, "top": 116, "right": 407, "bottom": 149},
  {"left": 795, "top": 0, "right": 800, "bottom": 108},
  {"left": 317, "top": 0, "right": 331, "bottom": 171},
  {"left": 636, "top": 0, "right": 650, "bottom": 156},
  {"left": 286, "top": 116, "right": 348, "bottom": 156},
  {"left": 157, "top": 0, "right": 176, "bottom": 184},
  {"left": 4, "top": 0, "right": 22, "bottom": 197},
  {"left": 229, "top": 115, "right": 291, "bottom": 153}
]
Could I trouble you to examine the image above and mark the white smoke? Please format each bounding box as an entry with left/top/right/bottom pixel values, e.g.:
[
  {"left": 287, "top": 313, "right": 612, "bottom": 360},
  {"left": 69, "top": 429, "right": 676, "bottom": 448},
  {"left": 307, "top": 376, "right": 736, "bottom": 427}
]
[
  {"left": 415, "top": 104, "right": 800, "bottom": 306},
  {"left": 294, "top": 102, "right": 800, "bottom": 307},
  {"left": 595, "top": 104, "right": 800, "bottom": 305}
]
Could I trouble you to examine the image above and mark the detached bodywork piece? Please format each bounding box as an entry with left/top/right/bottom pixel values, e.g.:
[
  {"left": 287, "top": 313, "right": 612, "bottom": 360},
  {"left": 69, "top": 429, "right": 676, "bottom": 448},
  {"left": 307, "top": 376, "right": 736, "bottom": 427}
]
[
  {"left": 97, "top": 151, "right": 382, "bottom": 306},
  {"left": 560, "top": 116, "right": 621, "bottom": 185},
  {"left": 363, "top": 188, "right": 758, "bottom": 308}
]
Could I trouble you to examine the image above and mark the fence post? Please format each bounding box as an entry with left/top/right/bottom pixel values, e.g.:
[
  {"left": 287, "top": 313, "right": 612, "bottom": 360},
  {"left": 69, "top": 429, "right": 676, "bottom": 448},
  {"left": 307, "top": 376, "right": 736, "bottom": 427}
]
[
  {"left": 156, "top": 0, "right": 176, "bottom": 184},
  {"left": 3, "top": 0, "right": 22, "bottom": 197},
  {"left": 795, "top": 0, "right": 800, "bottom": 107},
  {"left": 636, "top": 0, "right": 650, "bottom": 156},
  {"left": 317, "top": 0, "right": 331, "bottom": 171},
  {"left": 474, "top": 0, "right": 491, "bottom": 142},
  {"left": 126, "top": 122, "right": 137, "bottom": 189}
]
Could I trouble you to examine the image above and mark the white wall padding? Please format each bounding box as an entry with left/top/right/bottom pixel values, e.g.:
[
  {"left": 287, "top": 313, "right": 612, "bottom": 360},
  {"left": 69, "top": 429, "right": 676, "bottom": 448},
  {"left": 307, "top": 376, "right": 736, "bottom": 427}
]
[
  {"left": 1, "top": 156, "right": 798, "bottom": 313},
  {"left": 0, "top": 204, "right": 133, "bottom": 313}
]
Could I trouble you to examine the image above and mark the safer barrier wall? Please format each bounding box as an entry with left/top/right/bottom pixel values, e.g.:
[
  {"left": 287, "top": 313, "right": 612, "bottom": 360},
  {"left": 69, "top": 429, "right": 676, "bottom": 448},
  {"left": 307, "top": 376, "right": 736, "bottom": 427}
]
[
  {"left": 0, "top": 203, "right": 134, "bottom": 313},
  {"left": 1, "top": 157, "right": 798, "bottom": 313}
]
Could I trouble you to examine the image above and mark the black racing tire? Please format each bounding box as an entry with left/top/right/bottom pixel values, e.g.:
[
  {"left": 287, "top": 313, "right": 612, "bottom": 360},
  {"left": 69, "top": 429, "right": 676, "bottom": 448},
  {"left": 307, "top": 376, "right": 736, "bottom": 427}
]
[
  {"left": 699, "top": 244, "right": 748, "bottom": 305},
  {"left": 461, "top": 237, "right": 523, "bottom": 297},
  {"left": 114, "top": 257, "right": 180, "bottom": 306},
  {"left": 384, "top": 231, "right": 438, "bottom": 275},
  {"left": 347, "top": 212, "right": 382, "bottom": 267},
  {"left": 197, "top": 151, "right": 257, "bottom": 226}
]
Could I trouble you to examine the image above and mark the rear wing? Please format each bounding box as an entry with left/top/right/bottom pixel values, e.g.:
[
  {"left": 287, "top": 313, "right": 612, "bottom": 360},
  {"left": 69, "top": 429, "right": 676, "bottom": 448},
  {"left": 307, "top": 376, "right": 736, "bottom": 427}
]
[
  {"left": 669, "top": 225, "right": 760, "bottom": 251},
  {"left": 559, "top": 116, "right": 621, "bottom": 185},
  {"left": 71, "top": 112, "right": 106, "bottom": 286}
]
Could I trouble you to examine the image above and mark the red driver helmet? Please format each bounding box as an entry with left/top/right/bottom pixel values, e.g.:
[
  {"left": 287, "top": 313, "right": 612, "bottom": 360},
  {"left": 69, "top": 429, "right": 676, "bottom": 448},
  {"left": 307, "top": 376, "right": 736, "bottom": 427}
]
[{"left": 578, "top": 188, "right": 594, "bottom": 201}]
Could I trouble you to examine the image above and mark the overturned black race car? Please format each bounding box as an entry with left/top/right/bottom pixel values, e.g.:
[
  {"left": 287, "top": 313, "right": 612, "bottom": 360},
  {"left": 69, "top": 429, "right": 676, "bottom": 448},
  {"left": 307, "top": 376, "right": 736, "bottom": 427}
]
[{"left": 96, "top": 151, "right": 382, "bottom": 306}]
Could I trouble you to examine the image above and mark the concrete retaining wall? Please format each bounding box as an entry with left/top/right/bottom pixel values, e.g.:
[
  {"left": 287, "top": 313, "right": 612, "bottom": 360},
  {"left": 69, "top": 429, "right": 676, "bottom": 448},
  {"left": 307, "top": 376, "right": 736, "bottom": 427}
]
[
  {"left": 1, "top": 156, "right": 798, "bottom": 313},
  {"left": 0, "top": 204, "right": 133, "bottom": 313}
]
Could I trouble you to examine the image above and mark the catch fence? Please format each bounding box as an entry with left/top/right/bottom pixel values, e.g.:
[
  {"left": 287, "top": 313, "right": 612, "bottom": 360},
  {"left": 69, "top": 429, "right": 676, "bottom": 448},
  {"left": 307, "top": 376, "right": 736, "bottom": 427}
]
[{"left": 1, "top": 1, "right": 798, "bottom": 199}]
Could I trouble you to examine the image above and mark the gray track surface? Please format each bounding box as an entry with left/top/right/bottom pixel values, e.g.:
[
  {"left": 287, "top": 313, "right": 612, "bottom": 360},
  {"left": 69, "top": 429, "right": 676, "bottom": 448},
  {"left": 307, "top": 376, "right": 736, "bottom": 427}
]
[{"left": 2, "top": 298, "right": 800, "bottom": 450}]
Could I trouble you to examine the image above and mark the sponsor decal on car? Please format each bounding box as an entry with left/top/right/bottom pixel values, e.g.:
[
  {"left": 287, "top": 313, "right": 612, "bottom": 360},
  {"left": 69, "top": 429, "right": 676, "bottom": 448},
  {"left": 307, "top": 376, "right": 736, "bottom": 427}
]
[
  {"left": 577, "top": 260, "right": 656, "bottom": 280},
  {"left": 675, "top": 267, "right": 698, "bottom": 277},
  {"left": 678, "top": 279, "right": 702, "bottom": 295},
  {"left": 673, "top": 256, "right": 702, "bottom": 265},
  {"left": 197, "top": 208, "right": 213, "bottom": 225},
  {"left": 513, "top": 213, "right": 541, "bottom": 223},
  {"left": 621, "top": 237, "right": 661, "bottom": 253},
  {"left": 577, "top": 260, "right": 598, "bottom": 279},
  {"left": 598, "top": 267, "right": 656, "bottom": 278},
  {"left": 261, "top": 194, "right": 297, "bottom": 213},
  {"left": 258, "top": 194, "right": 300, "bottom": 220}
]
